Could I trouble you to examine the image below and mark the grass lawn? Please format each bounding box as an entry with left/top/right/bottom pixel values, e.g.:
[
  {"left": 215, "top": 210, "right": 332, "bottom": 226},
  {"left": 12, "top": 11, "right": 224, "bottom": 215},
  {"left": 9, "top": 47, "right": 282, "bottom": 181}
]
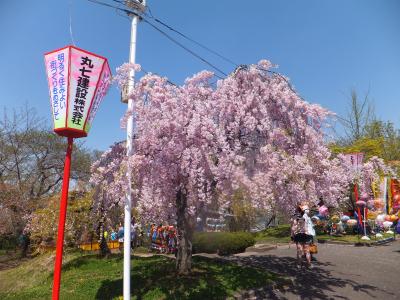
[
  {"left": 0, "top": 251, "right": 279, "bottom": 300},
  {"left": 255, "top": 224, "right": 291, "bottom": 244}
]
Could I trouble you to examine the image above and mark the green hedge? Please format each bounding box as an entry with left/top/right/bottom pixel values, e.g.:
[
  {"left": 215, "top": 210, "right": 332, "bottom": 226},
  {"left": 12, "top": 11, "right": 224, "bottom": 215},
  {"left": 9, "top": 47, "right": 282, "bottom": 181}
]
[
  {"left": 192, "top": 231, "right": 255, "bottom": 256},
  {"left": 0, "top": 235, "right": 18, "bottom": 250}
]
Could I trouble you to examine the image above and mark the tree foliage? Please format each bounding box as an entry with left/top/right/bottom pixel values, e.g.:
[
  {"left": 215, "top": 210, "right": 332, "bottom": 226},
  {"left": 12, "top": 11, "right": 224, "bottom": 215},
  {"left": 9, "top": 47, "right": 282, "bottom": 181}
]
[{"left": 25, "top": 191, "right": 95, "bottom": 249}]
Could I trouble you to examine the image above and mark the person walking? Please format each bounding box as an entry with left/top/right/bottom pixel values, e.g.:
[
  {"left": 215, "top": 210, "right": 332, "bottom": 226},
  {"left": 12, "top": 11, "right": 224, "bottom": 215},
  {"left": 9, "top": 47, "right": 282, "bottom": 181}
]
[
  {"left": 131, "top": 219, "right": 139, "bottom": 250},
  {"left": 303, "top": 205, "right": 317, "bottom": 261},
  {"left": 117, "top": 223, "right": 124, "bottom": 252},
  {"left": 291, "top": 205, "right": 314, "bottom": 268}
]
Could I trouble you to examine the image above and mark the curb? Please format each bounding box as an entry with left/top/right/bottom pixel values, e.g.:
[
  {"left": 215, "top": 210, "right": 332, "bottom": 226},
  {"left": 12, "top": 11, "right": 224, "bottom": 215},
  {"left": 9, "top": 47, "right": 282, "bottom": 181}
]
[
  {"left": 317, "top": 239, "right": 349, "bottom": 245},
  {"left": 317, "top": 236, "right": 396, "bottom": 247},
  {"left": 355, "top": 237, "right": 395, "bottom": 247},
  {"left": 245, "top": 244, "right": 277, "bottom": 253}
]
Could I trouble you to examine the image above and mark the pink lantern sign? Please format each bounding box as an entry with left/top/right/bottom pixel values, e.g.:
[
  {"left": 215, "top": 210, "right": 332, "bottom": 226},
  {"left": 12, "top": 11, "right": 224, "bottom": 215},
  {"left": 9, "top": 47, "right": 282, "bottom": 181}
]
[{"left": 44, "top": 45, "right": 111, "bottom": 138}]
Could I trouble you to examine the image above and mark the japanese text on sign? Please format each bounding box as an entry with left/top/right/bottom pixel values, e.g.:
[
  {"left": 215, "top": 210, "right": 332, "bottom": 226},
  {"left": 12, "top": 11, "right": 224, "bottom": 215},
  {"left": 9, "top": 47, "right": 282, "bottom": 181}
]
[
  {"left": 72, "top": 56, "right": 93, "bottom": 126},
  {"left": 49, "top": 53, "right": 66, "bottom": 121}
]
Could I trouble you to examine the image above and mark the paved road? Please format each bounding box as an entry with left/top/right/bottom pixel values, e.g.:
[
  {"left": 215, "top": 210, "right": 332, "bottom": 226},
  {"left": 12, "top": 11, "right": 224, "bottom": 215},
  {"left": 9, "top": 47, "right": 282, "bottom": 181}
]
[{"left": 228, "top": 240, "right": 400, "bottom": 300}]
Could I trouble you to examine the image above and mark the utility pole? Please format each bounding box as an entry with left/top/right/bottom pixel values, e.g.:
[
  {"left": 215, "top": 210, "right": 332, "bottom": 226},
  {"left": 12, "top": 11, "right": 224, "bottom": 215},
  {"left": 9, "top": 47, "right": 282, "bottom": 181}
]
[{"left": 123, "top": 1, "right": 146, "bottom": 299}]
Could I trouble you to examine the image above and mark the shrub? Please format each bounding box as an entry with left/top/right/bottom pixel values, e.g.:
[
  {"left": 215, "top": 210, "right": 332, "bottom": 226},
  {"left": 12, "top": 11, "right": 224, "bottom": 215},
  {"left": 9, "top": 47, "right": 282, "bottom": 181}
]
[
  {"left": 192, "top": 231, "right": 255, "bottom": 256},
  {"left": 254, "top": 224, "right": 292, "bottom": 243},
  {"left": 0, "top": 235, "right": 18, "bottom": 250},
  {"left": 26, "top": 191, "right": 95, "bottom": 249},
  {"left": 259, "top": 224, "right": 291, "bottom": 237}
]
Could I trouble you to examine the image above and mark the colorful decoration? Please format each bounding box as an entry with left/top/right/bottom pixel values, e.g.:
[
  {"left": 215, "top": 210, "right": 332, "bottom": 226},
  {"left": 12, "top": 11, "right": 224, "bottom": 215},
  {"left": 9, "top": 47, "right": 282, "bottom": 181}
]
[
  {"left": 347, "top": 219, "right": 357, "bottom": 226},
  {"left": 392, "top": 193, "right": 400, "bottom": 213},
  {"left": 376, "top": 214, "right": 386, "bottom": 223},
  {"left": 341, "top": 215, "right": 350, "bottom": 222},
  {"left": 356, "top": 200, "right": 366, "bottom": 207},
  {"left": 366, "top": 200, "right": 375, "bottom": 209},
  {"left": 367, "top": 211, "right": 378, "bottom": 220},
  {"left": 318, "top": 205, "right": 329, "bottom": 217},
  {"left": 383, "top": 221, "right": 392, "bottom": 228},
  {"left": 330, "top": 215, "right": 340, "bottom": 223},
  {"left": 389, "top": 179, "right": 400, "bottom": 213},
  {"left": 373, "top": 199, "right": 384, "bottom": 209}
]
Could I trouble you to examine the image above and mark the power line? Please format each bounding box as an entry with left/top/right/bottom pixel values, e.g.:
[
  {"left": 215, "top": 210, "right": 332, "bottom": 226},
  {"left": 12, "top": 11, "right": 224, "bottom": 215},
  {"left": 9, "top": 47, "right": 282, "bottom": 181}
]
[
  {"left": 141, "top": 20, "right": 227, "bottom": 78},
  {"left": 87, "top": 0, "right": 319, "bottom": 108},
  {"left": 110, "top": 0, "right": 238, "bottom": 68},
  {"left": 143, "top": 12, "right": 238, "bottom": 67},
  {"left": 87, "top": 0, "right": 227, "bottom": 78}
]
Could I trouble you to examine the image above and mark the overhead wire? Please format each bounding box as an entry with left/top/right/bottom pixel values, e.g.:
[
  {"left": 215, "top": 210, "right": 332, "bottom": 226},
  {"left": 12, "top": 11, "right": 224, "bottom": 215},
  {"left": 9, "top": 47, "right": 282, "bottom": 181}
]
[
  {"left": 141, "top": 20, "right": 227, "bottom": 78},
  {"left": 110, "top": 0, "right": 237, "bottom": 69},
  {"left": 143, "top": 12, "right": 238, "bottom": 67},
  {"left": 87, "top": 0, "right": 330, "bottom": 117},
  {"left": 87, "top": 0, "right": 227, "bottom": 78}
]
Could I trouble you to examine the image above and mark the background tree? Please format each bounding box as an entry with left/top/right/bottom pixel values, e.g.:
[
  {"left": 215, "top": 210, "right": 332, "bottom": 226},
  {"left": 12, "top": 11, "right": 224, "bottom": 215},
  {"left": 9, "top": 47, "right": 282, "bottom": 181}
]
[
  {"left": 330, "top": 87, "right": 400, "bottom": 176},
  {"left": 25, "top": 191, "right": 95, "bottom": 250},
  {"left": 0, "top": 107, "right": 97, "bottom": 245},
  {"left": 341, "top": 89, "right": 374, "bottom": 142}
]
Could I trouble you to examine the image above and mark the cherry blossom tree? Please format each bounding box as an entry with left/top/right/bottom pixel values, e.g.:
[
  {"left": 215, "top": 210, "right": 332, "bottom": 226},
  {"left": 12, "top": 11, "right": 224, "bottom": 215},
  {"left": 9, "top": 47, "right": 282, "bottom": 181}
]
[{"left": 92, "top": 60, "right": 350, "bottom": 274}]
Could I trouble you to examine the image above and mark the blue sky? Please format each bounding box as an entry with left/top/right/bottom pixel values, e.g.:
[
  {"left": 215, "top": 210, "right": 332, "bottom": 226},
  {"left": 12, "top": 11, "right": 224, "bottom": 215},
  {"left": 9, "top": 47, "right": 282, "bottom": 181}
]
[{"left": 0, "top": 0, "right": 399, "bottom": 150}]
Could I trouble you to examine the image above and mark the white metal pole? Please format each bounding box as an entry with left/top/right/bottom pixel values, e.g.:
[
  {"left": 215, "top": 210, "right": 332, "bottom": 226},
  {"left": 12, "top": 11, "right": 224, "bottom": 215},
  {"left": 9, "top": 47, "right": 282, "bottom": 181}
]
[
  {"left": 361, "top": 206, "right": 370, "bottom": 240},
  {"left": 124, "top": 11, "right": 139, "bottom": 300}
]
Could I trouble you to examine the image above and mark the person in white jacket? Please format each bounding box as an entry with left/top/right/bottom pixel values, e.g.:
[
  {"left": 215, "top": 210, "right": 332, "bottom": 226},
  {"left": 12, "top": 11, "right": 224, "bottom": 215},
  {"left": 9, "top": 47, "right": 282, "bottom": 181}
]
[
  {"left": 303, "top": 206, "right": 317, "bottom": 263},
  {"left": 291, "top": 205, "right": 314, "bottom": 268}
]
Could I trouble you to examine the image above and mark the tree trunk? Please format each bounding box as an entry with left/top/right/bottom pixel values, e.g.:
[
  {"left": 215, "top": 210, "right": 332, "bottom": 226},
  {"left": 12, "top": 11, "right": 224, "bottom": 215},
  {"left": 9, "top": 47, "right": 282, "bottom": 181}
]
[
  {"left": 98, "top": 205, "right": 110, "bottom": 258},
  {"left": 99, "top": 234, "right": 110, "bottom": 258},
  {"left": 175, "top": 188, "right": 193, "bottom": 275}
]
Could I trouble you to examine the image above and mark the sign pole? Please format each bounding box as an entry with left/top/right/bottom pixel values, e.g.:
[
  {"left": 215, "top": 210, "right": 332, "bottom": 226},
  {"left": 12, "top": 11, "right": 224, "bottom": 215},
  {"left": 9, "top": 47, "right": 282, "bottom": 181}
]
[
  {"left": 52, "top": 137, "right": 74, "bottom": 300},
  {"left": 361, "top": 206, "right": 370, "bottom": 240},
  {"left": 45, "top": 45, "right": 111, "bottom": 298}
]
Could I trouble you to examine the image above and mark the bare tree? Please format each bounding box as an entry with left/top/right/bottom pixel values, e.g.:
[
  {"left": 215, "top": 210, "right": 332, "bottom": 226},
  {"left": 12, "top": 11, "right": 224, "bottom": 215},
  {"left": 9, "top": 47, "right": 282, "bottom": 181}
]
[{"left": 341, "top": 89, "right": 375, "bottom": 142}]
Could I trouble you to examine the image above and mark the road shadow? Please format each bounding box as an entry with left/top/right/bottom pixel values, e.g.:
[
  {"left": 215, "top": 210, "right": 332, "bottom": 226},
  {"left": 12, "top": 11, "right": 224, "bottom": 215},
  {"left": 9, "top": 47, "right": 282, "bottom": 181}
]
[{"left": 226, "top": 254, "right": 394, "bottom": 300}]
